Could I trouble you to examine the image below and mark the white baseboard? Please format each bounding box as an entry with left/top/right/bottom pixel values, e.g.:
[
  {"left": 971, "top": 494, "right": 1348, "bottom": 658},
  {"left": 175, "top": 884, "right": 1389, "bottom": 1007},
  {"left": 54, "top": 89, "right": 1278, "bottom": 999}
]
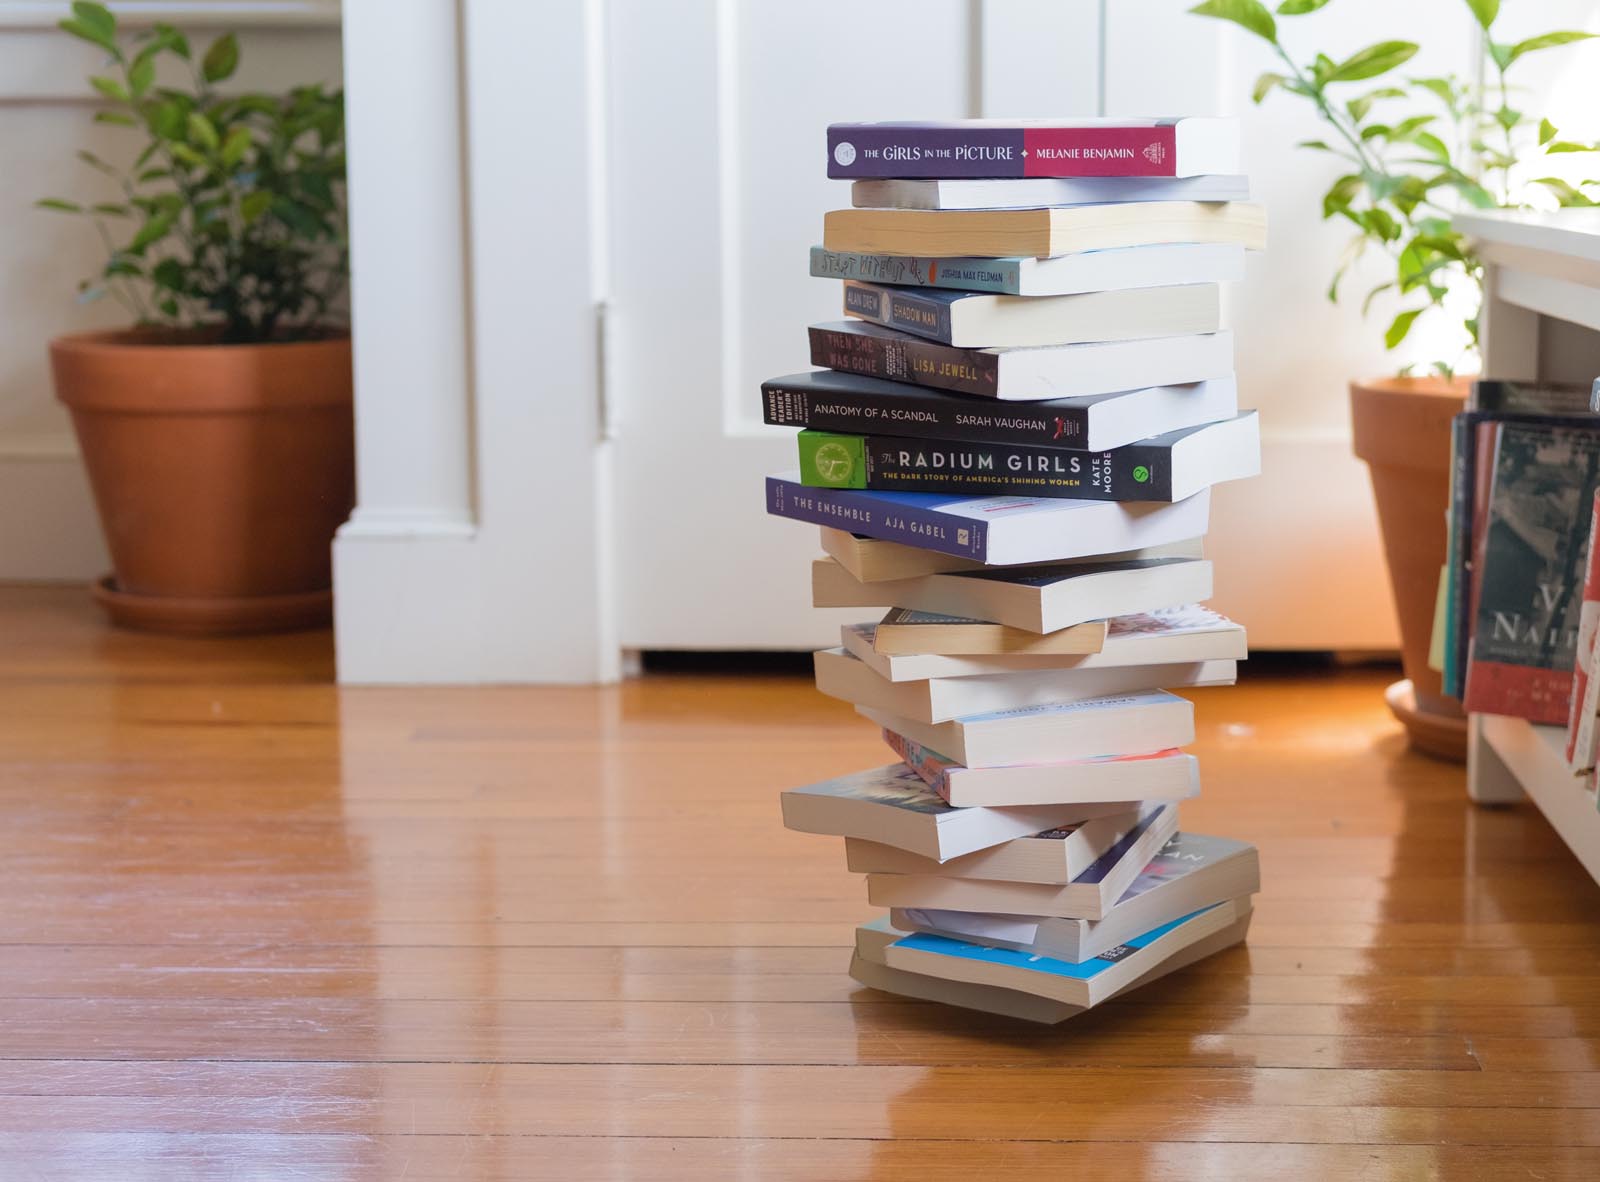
[{"left": 0, "top": 451, "right": 107, "bottom": 581}]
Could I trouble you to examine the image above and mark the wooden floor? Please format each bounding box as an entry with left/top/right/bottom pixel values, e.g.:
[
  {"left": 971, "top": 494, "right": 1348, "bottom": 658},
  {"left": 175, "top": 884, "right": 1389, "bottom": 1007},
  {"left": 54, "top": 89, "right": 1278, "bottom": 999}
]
[{"left": 3, "top": 587, "right": 1600, "bottom": 1180}]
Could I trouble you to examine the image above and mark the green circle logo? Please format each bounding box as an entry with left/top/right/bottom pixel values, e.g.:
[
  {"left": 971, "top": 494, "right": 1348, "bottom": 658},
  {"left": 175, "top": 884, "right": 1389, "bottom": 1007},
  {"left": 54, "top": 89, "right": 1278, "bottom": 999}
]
[
  {"left": 814, "top": 442, "right": 854, "bottom": 483},
  {"left": 1132, "top": 464, "right": 1151, "bottom": 483}
]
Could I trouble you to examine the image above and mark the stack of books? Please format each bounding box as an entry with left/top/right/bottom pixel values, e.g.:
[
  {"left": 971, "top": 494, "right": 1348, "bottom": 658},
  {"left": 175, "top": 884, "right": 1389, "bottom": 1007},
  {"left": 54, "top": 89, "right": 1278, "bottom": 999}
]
[{"left": 765, "top": 117, "right": 1266, "bottom": 1022}]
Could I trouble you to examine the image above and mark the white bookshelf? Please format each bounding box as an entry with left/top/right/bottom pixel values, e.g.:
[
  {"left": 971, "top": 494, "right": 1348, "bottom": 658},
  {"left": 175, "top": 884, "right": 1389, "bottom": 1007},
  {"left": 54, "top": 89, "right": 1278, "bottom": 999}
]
[{"left": 1459, "top": 209, "right": 1600, "bottom": 886}]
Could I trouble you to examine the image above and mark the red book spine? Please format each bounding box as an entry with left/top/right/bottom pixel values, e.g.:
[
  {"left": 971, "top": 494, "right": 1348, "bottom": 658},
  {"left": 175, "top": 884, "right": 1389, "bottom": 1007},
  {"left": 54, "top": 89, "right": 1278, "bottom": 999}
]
[
  {"left": 1022, "top": 127, "right": 1178, "bottom": 177},
  {"left": 1566, "top": 491, "right": 1600, "bottom": 763}
]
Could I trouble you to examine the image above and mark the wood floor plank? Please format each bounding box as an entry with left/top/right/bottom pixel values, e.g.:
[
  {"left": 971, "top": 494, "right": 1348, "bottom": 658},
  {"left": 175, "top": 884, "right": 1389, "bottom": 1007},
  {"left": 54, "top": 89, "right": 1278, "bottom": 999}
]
[{"left": 2, "top": 586, "right": 1600, "bottom": 1176}]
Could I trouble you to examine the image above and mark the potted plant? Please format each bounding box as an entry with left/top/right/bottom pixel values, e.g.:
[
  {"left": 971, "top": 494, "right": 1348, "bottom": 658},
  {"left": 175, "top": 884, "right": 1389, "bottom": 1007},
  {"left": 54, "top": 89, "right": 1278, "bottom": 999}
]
[
  {"left": 41, "top": 3, "right": 350, "bottom": 635},
  {"left": 1192, "top": 0, "right": 1599, "bottom": 759}
]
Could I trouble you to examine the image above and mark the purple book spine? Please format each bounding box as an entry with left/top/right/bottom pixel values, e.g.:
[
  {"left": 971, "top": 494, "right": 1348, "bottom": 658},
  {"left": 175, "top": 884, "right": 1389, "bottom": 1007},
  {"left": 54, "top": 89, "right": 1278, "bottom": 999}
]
[
  {"left": 765, "top": 476, "right": 989, "bottom": 561},
  {"left": 828, "top": 126, "right": 1025, "bottom": 179}
]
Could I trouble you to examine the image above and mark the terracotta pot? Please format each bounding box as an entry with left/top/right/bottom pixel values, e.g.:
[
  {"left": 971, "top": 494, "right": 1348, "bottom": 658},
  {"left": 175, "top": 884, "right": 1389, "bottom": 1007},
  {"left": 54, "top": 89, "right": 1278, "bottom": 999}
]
[
  {"left": 1349, "top": 375, "right": 1470, "bottom": 761},
  {"left": 50, "top": 329, "right": 354, "bottom": 635}
]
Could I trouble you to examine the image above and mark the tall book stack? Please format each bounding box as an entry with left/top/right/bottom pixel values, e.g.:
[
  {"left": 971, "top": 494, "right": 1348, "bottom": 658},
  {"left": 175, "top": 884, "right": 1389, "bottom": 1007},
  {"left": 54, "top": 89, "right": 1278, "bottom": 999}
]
[{"left": 765, "top": 118, "right": 1266, "bottom": 1022}]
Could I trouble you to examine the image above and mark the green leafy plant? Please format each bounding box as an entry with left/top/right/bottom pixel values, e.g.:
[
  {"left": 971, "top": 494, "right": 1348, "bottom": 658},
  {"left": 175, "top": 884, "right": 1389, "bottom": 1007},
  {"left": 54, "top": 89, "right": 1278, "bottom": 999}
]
[
  {"left": 40, "top": 2, "right": 346, "bottom": 344},
  {"left": 1190, "top": 0, "right": 1599, "bottom": 376}
]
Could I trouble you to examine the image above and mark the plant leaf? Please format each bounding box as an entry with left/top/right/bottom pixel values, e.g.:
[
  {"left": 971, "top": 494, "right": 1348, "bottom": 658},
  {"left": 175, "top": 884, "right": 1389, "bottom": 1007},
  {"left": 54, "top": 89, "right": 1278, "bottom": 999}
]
[
  {"left": 1327, "top": 41, "right": 1418, "bottom": 83},
  {"left": 1253, "top": 72, "right": 1287, "bottom": 103},
  {"left": 128, "top": 54, "right": 155, "bottom": 99},
  {"left": 1277, "top": 0, "right": 1330, "bottom": 12},
  {"left": 89, "top": 75, "right": 129, "bottom": 103},
  {"left": 59, "top": 2, "right": 117, "bottom": 54},
  {"left": 1507, "top": 31, "right": 1596, "bottom": 65},
  {"left": 1540, "top": 117, "right": 1557, "bottom": 145},
  {"left": 1188, "top": 0, "right": 1277, "bottom": 43},
  {"left": 240, "top": 190, "right": 273, "bottom": 224},
  {"left": 36, "top": 198, "right": 83, "bottom": 213},
  {"left": 201, "top": 33, "right": 239, "bottom": 83},
  {"left": 186, "top": 112, "right": 219, "bottom": 152},
  {"left": 1463, "top": 0, "right": 1499, "bottom": 31},
  {"left": 1487, "top": 41, "right": 1512, "bottom": 70},
  {"left": 93, "top": 110, "right": 137, "bottom": 127},
  {"left": 1385, "top": 308, "right": 1423, "bottom": 349}
]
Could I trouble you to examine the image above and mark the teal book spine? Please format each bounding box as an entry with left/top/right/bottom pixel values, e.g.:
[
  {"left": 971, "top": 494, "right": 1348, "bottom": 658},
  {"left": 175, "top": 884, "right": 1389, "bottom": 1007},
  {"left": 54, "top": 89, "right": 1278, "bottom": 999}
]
[{"left": 809, "top": 247, "right": 1024, "bottom": 295}]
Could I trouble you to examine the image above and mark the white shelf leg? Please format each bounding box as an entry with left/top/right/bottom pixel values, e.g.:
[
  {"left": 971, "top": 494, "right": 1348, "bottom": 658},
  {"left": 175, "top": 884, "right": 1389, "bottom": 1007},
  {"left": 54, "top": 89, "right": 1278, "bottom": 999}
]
[{"left": 1467, "top": 714, "right": 1525, "bottom": 804}]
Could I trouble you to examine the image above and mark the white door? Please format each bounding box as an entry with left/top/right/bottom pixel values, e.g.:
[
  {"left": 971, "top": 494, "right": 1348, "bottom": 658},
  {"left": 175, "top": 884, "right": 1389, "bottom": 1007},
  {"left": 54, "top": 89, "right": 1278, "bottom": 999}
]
[{"left": 606, "top": 0, "right": 1403, "bottom": 651}]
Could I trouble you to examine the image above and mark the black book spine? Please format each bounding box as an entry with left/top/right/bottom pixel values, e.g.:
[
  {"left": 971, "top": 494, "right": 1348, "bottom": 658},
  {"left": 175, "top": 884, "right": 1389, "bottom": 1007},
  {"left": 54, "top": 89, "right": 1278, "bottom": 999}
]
[
  {"left": 761, "top": 378, "right": 1092, "bottom": 449},
  {"left": 808, "top": 325, "right": 1000, "bottom": 397},
  {"left": 842, "top": 282, "right": 955, "bottom": 343},
  {"left": 856, "top": 435, "right": 1176, "bottom": 501}
]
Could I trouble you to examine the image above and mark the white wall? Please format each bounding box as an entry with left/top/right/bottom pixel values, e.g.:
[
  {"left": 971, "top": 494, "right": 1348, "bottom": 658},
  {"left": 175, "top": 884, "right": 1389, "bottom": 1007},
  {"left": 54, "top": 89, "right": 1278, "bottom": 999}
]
[{"left": 0, "top": 1, "right": 341, "bottom": 580}]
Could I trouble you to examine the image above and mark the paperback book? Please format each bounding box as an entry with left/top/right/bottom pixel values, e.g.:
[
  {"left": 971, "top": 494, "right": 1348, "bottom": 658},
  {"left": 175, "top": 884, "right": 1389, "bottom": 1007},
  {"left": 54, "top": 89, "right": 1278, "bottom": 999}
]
[
  {"left": 767, "top": 365, "right": 1240, "bottom": 444},
  {"left": 825, "top": 117, "right": 1240, "bottom": 179},
  {"left": 893, "top": 831, "right": 1261, "bottom": 963},
  {"left": 766, "top": 473, "right": 1212, "bottom": 565},
  {"left": 814, "top": 644, "right": 1236, "bottom": 724},
  {"left": 797, "top": 412, "right": 1260, "bottom": 503},
  {"left": 857, "top": 690, "right": 1195, "bottom": 769},
  {"left": 811, "top": 554, "right": 1214, "bottom": 634},
  {"left": 840, "top": 279, "right": 1220, "bottom": 348},
  {"left": 886, "top": 727, "right": 1200, "bottom": 807},
  {"left": 851, "top": 175, "right": 1251, "bottom": 210},
  {"left": 811, "top": 243, "right": 1245, "bottom": 296},
  {"left": 779, "top": 763, "right": 1127, "bottom": 863},
  {"left": 822, "top": 202, "right": 1268, "bottom": 258},
  {"left": 817, "top": 527, "right": 1205, "bottom": 584}
]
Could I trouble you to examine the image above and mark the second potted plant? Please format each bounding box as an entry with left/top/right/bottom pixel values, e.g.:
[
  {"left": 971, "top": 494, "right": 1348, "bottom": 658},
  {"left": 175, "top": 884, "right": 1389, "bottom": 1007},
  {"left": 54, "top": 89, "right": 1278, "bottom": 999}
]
[
  {"left": 1194, "top": 0, "right": 1599, "bottom": 759},
  {"left": 42, "top": 3, "right": 351, "bottom": 634}
]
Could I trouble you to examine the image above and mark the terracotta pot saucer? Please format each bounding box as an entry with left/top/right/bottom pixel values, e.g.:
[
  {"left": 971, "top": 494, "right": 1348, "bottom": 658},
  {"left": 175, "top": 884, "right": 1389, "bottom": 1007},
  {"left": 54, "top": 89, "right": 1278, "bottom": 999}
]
[{"left": 92, "top": 575, "right": 332, "bottom": 636}]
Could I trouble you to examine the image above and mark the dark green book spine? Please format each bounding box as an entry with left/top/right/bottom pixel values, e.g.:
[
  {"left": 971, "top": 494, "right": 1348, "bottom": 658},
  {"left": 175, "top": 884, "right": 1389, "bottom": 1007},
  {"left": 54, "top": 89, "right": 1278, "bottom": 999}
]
[{"left": 797, "top": 430, "right": 1175, "bottom": 501}]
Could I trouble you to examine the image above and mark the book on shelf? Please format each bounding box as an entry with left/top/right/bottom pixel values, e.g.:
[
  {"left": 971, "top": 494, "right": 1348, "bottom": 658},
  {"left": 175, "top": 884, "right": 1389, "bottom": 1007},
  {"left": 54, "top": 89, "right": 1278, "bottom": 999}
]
[
  {"left": 847, "top": 604, "right": 1246, "bottom": 674},
  {"left": 851, "top": 174, "right": 1251, "bottom": 210},
  {"left": 849, "top": 906, "right": 1253, "bottom": 1024},
  {"left": 1463, "top": 419, "right": 1600, "bottom": 724},
  {"left": 841, "top": 280, "right": 1220, "bottom": 349},
  {"left": 863, "top": 808, "right": 1181, "bottom": 921},
  {"left": 812, "top": 555, "right": 1214, "bottom": 634},
  {"left": 857, "top": 690, "right": 1195, "bottom": 769},
  {"left": 822, "top": 202, "right": 1268, "bottom": 258},
  {"left": 807, "top": 322, "right": 1237, "bottom": 404},
  {"left": 812, "top": 243, "right": 1246, "bottom": 297},
  {"left": 886, "top": 728, "right": 1199, "bottom": 807},
  {"left": 825, "top": 117, "right": 1240, "bottom": 179},
  {"left": 814, "top": 644, "right": 1236, "bottom": 725},
  {"left": 867, "top": 897, "right": 1253, "bottom": 1010},
  {"left": 798, "top": 412, "right": 1260, "bottom": 503},
  {"left": 851, "top": 800, "right": 1178, "bottom": 890},
  {"left": 766, "top": 473, "right": 1211, "bottom": 565},
  {"left": 894, "top": 831, "right": 1260, "bottom": 962},
  {"left": 768, "top": 365, "right": 1240, "bottom": 445},
  {"left": 817, "top": 527, "right": 1205, "bottom": 585},
  {"left": 778, "top": 763, "right": 1129, "bottom": 863},
  {"left": 1569, "top": 491, "right": 1600, "bottom": 770}
]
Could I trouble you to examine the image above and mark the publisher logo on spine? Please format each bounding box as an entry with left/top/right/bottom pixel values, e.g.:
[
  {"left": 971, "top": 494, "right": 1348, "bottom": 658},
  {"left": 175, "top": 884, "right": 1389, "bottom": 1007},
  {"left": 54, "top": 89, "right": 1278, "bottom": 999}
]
[
  {"left": 833, "top": 141, "right": 856, "bottom": 167},
  {"left": 813, "top": 442, "right": 854, "bottom": 485},
  {"left": 1132, "top": 465, "right": 1151, "bottom": 483},
  {"left": 1142, "top": 141, "right": 1167, "bottom": 165}
]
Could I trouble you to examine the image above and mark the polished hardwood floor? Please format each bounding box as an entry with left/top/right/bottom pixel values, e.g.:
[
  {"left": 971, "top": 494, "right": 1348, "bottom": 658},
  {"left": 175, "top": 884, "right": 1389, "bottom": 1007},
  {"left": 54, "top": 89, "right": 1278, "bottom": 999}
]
[{"left": 2, "top": 585, "right": 1600, "bottom": 1180}]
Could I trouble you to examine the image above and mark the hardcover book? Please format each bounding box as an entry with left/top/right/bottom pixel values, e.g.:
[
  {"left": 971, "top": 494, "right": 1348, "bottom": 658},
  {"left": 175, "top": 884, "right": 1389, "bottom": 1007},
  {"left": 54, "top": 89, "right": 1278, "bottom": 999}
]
[
  {"left": 766, "top": 472, "right": 1211, "bottom": 566},
  {"left": 822, "top": 202, "right": 1268, "bottom": 259},
  {"left": 892, "top": 831, "right": 1261, "bottom": 963},
  {"left": 851, "top": 174, "right": 1251, "bottom": 210},
  {"left": 884, "top": 728, "right": 1200, "bottom": 806},
  {"left": 857, "top": 690, "right": 1195, "bottom": 769},
  {"left": 813, "top": 644, "right": 1236, "bottom": 724},
  {"left": 825, "top": 117, "right": 1239, "bottom": 179},
  {"left": 797, "top": 412, "right": 1260, "bottom": 503},
  {"left": 1569, "top": 490, "right": 1600, "bottom": 770},
  {"left": 840, "top": 279, "right": 1220, "bottom": 348},
  {"left": 766, "top": 366, "right": 1241, "bottom": 446},
  {"left": 778, "top": 763, "right": 1127, "bottom": 863},
  {"left": 811, "top": 554, "right": 1214, "bottom": 634},
  {"left": 1464, "top": 421, "right": 1600, "bottom": 724}
]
